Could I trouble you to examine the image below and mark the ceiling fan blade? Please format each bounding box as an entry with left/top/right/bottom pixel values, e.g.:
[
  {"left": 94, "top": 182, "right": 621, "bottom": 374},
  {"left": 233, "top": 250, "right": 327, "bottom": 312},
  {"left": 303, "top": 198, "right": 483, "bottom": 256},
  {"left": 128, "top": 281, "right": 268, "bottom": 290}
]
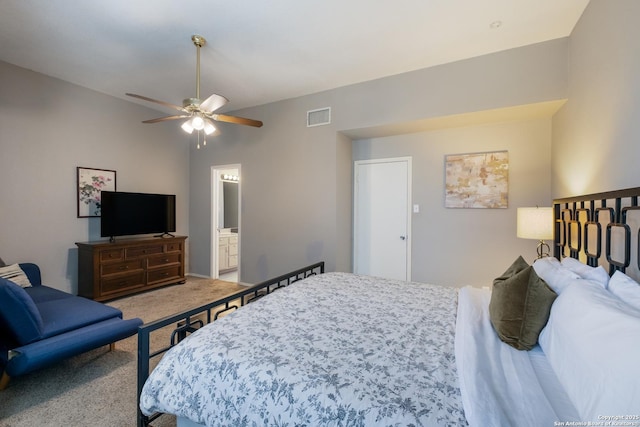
[
  {"left": 142, "top": 115, "right": 190, "bottom": 124},
  {"left": 199, "top": 93, "right": 229, "bottom": 113},
  {"left": 126, "top": 93, "right": 185, "bottom": 112},
  {"left": 213, "top": 114, "right": 263, "bottom": 128}
]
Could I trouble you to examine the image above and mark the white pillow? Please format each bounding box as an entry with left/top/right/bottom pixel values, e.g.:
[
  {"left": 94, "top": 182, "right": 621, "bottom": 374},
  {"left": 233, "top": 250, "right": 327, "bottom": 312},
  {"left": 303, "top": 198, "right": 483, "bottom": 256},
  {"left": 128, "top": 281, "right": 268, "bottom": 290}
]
[
  {"left": 532, "top": 257, "right": 579, "bottom": 294},
  {"left": 538, "top": 279, "right": 640, "bottom": 421},
  {"left": 608, "top": 270, "right": 640, "bottom": 312},
  {"left": 0, "top": 263, "right": 32, "bottom": 288},
  {"left": 560, "top": 257, "right": 610, "bottom": 289}
]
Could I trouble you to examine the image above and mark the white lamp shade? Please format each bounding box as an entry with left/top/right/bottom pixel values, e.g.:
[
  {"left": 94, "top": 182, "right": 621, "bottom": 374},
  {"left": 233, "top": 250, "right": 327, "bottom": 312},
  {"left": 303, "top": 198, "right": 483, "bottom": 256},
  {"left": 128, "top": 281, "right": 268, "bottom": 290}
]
[
  {"left": 203, "top": 119, "right": 216, "bottom": 135},
  {"left": 517, "top": 207, "right": 553, "bottom": 240},
  {"left": 191, "top": 116, "right": 205, "bottom": 130},
  {"left": 181, "top": 120, "right": 194, "bottom": 134}
]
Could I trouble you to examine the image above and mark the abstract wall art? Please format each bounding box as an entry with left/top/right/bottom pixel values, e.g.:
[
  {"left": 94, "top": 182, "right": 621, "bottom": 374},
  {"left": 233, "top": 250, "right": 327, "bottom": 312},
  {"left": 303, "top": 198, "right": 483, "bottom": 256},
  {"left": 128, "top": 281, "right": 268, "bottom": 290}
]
[{"left": 444, "top": 151, "right": 508, "bottom": 208}]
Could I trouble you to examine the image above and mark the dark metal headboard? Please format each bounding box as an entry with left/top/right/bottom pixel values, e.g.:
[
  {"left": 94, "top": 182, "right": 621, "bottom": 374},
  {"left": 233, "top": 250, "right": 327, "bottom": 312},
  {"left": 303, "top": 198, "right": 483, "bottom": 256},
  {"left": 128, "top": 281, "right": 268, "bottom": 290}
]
[{"left": 554, "top": 187, "right": 640, "bottom": 281}]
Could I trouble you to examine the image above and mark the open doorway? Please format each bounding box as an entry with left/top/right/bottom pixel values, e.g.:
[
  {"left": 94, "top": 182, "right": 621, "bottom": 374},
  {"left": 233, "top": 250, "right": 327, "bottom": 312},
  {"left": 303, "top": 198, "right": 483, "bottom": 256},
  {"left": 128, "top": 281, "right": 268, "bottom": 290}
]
[{"left": 211, "top": 165, "right": 241, "bottom": 282}]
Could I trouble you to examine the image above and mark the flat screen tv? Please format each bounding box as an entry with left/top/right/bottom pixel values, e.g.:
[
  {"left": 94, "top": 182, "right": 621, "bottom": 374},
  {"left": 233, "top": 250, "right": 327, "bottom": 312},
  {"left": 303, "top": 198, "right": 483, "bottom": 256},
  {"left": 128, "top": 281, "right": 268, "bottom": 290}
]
[{"left": 100, "top": 191, "right": 176, "bottom": 241}]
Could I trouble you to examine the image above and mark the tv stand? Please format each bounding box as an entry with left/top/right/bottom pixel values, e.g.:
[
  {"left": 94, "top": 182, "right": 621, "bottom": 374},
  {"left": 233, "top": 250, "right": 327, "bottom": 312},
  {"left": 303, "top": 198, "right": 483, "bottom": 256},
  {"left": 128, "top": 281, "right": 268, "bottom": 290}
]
[{"left": 76, "top": 235, "right": 187, "bottom": 301}]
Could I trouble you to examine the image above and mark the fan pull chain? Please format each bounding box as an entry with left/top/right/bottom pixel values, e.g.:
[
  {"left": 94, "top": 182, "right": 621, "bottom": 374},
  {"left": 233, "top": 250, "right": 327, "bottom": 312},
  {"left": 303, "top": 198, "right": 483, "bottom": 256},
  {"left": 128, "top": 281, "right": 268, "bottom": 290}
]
[{"left": 195, "top": 130, "right": 207, "bottom": 149}]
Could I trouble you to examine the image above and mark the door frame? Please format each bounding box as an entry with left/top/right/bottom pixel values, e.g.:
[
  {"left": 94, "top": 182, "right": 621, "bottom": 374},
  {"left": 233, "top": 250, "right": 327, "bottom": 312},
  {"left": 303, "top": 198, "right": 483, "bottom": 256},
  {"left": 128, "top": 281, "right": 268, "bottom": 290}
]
[
  {"left": 211, "top": 164, "right": 241, "bottom": 279},
  {"left": 353, "top": 157, "right": 412, "bottom": 280}
]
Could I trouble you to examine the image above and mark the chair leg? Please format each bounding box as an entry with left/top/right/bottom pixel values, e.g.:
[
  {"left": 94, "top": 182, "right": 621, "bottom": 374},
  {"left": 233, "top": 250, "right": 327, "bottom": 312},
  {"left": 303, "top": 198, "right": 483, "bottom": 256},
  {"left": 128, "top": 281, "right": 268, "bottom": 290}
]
[
  {"left": 109, "top": 342, "right": 116, "bottom": 352},
  {"left": 0, "top": 371, "right": 10, "bottom": 390}
]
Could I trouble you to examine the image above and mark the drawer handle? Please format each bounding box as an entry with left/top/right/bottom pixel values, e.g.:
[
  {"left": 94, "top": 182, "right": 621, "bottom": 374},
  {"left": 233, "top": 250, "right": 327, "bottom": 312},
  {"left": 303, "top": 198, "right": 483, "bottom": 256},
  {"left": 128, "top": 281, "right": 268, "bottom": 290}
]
[
  {"left": 119, "top": 265, "right": 129, "bottom": 270},
  {"left": 164, "top": 258, "right": 169, "bottom": 262}
]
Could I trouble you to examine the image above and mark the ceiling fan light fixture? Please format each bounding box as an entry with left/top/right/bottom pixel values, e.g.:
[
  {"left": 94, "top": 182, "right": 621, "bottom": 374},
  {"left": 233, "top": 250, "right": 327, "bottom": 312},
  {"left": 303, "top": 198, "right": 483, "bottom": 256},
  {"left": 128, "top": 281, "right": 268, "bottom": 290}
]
[
  {"left": 191, "top": 116, "right": 205, "bottom": 130},
  {"left": 127, "top": 34, "right": 263, "bottom": 137},
  {"left": 203, "top": 119, "right": 216, "bottom": 135},
  {"left": 181, "top": 119, "right": 195, "bottom": 134}
]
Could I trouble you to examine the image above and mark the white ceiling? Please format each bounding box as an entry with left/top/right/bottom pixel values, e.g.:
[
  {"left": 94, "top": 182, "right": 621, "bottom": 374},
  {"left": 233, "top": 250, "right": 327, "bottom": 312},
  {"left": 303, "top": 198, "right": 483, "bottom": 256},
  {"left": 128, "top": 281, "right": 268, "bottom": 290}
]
[{"left": 0, "top": 1, "right": 589, "bottom": 115}]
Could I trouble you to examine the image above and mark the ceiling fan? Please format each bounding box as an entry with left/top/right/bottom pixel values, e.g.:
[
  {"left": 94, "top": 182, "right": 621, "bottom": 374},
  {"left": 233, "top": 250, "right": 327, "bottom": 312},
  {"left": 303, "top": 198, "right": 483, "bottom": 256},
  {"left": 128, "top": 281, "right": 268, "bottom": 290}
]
[{"left": 126, "top": 34, "right": 263, "bottom": 139}]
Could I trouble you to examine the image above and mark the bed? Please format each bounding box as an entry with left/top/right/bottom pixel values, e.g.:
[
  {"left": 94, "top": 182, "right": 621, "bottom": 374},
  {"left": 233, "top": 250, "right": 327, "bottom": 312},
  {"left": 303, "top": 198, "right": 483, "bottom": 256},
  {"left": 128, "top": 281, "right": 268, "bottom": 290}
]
[{"left": 137, "top": 188, "right": 640, "bottom": 427}]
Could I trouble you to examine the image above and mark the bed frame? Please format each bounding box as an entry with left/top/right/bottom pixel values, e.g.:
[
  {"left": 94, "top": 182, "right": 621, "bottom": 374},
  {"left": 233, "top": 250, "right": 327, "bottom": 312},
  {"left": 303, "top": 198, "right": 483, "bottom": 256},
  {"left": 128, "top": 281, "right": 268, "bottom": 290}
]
[
  {"left": 136, "top": 261, "right": 325, "bottom": 427},
  {"left": 132, "top": 187, "right": 640, "bottom": 426},
  {"left": 553, "top": 186, "right": 640, "bottom": 281}
]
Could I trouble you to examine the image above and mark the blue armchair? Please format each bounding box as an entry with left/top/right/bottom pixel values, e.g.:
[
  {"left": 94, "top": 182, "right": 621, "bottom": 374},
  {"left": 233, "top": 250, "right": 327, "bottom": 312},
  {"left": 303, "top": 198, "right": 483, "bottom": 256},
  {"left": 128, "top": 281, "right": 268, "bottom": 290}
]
[{"left": 0, "top": 263, "right": 142, "bottom": 389}]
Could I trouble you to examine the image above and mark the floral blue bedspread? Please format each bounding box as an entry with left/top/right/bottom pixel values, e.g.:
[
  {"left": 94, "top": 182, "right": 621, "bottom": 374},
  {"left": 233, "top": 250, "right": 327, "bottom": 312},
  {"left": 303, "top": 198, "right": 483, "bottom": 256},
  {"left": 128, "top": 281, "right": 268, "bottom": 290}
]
[{"left": 140, "top": 272, "right": 467, "bottom": 426}]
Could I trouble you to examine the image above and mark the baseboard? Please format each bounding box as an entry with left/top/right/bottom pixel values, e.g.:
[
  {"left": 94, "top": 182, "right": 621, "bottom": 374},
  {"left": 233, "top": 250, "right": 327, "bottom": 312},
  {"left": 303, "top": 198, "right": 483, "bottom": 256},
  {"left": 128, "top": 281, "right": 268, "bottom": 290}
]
[
  {"left": 186, "top": 273, "right": 211, "bottom": 279},
  {"left": 186, "top": 273, "right": 251, "bottom": 287}
]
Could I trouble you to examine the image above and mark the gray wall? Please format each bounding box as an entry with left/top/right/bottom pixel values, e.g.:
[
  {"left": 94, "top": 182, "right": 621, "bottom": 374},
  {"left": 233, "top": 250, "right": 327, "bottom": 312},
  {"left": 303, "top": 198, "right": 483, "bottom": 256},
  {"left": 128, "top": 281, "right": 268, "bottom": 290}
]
[
  {"left": 353, "top": 118, "right": 552, "bottom": 286},
  {"left": 189, "top": 39, "right": 568, "bottom": 285},
  {"left": 189, "top": 93, "right": 343, "bottom": 282},
  {"left": 552, "top": 0, "right": 640, "bottom": 197},
  {"left": 0, "top": 61, "right": 190, "bottom": 293}
]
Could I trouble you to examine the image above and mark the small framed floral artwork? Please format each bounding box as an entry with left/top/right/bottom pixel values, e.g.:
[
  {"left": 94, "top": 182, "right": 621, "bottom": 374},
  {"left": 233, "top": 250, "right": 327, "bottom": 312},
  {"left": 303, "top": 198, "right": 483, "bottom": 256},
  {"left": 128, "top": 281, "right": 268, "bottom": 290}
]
[{"left": 77, "top": 167, "right": 116, "bottom": 217}]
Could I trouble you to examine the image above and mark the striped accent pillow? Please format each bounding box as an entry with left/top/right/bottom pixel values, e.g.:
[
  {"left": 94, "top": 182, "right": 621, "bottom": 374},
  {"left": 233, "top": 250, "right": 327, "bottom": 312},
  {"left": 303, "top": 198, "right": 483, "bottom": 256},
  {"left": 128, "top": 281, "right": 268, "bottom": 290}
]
[{"left": 0, "top": 263, "right": 32, "bottom": 288}]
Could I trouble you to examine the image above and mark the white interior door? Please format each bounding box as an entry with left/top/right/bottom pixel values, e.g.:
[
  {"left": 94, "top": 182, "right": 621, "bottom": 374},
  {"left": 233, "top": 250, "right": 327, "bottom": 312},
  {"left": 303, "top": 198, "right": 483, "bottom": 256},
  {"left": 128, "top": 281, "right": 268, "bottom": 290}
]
[{"left": 354, "top": 158, "right": 411, "bottom": 281}]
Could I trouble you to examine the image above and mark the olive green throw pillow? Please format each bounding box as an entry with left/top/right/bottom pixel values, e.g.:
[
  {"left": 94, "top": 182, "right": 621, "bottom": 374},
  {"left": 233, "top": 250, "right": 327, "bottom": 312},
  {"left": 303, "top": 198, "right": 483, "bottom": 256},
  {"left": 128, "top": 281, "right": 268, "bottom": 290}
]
[{"left": 489, "top": 256, "right": 558, "bottom": 351}]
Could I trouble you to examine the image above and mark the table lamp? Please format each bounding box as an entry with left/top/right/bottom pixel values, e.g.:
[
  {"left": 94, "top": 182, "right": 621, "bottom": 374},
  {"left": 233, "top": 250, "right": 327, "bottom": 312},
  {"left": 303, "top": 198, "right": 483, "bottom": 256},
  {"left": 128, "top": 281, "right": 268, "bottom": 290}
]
[{"left": 517, "top": 207, "right": 553, "bottom": 259}]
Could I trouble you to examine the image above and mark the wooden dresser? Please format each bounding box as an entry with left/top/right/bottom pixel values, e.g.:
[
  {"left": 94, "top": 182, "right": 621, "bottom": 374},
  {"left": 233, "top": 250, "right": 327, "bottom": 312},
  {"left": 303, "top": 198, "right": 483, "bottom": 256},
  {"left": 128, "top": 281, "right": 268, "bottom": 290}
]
[{"left": 76, "top": 236, "right": 187, "bottom": 301}]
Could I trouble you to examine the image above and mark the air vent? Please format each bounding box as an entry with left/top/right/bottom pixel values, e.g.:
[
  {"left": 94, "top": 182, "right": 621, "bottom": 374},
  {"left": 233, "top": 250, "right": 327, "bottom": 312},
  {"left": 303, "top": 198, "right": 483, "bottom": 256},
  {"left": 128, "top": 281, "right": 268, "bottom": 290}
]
[{"left": 307, "top": 107, "right": 331, "bottom": 127}]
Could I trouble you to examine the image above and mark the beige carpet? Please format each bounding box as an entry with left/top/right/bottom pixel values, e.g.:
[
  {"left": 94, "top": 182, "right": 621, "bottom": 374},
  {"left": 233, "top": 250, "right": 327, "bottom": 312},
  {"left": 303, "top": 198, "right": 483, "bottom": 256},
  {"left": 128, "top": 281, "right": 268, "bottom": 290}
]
[{"left": 0, "top": 276, "right": 247, "bottom": 427}]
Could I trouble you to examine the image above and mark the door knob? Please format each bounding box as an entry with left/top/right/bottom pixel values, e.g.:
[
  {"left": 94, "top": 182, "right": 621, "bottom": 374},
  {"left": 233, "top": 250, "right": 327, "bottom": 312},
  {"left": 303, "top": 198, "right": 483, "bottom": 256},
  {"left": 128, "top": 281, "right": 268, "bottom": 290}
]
[{"left": 400, "top": 236, "right": 406, "bottom": 240}]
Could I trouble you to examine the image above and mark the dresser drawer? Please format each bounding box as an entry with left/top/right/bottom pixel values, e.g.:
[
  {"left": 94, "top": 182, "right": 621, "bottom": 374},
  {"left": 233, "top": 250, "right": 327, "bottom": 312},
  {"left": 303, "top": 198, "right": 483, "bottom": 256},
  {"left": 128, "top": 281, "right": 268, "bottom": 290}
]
[
  {"left": 100, "top": 249, "right": 124, "bottom": 262},
  {"left": 147, "top": 265, "right": 182, "bottom": 285},
  {"left": 100, "top": 272, "right": 145, "bottom": 295},
  {"left": 101, "top": 260, "right": 142, "bottom": 276},
  {"left": 166, "top": 241, "right": 183, "bottom": 252},
  {"left": 126, "top": 245, "right": 163, "bottom": 258},
  {"left": 147, "top": 253, "right": 181, "bottom": 267}
]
